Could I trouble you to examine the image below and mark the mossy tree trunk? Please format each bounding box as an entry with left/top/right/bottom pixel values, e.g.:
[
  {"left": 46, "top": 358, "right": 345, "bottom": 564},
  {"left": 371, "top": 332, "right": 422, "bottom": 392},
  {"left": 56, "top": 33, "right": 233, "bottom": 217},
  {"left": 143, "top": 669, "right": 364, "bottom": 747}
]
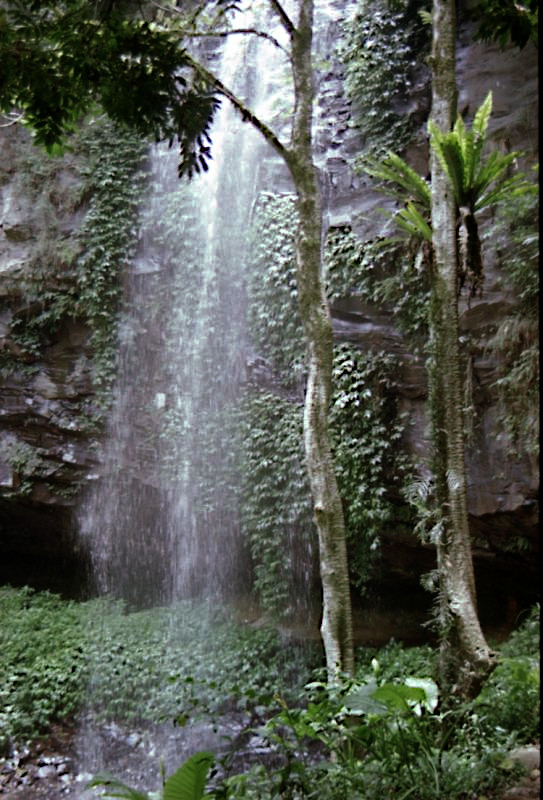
[
  {"left": 429, "top": 0, "right": 493, "bottom": 697},
  {"left": 283, "top": 0, "right": 354, "bottom": 679}
]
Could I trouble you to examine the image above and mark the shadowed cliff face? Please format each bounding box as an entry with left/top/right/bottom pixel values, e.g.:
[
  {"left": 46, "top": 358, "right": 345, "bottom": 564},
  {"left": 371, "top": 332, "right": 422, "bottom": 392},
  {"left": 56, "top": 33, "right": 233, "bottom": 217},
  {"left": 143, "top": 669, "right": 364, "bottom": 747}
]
[{"left": 0, "top": 12, "right": 538, "bottom": 636}]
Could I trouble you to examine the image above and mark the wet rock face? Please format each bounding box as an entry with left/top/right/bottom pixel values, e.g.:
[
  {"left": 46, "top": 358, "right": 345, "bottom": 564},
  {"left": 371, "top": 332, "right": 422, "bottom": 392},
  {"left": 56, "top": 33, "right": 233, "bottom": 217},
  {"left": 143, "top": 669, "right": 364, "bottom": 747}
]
[
  {"left": 0, "top": 11, "right": 539, "bottom": 620},
  {"left": 312, "top": 11, "right": 539, "bottom": 620}
]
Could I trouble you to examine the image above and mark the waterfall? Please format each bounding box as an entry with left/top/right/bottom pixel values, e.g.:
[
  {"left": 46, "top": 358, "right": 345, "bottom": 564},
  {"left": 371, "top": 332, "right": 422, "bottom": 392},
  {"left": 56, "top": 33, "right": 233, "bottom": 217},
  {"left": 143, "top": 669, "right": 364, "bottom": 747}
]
[
  {"left": 74, "top": 9, "right": 298, "bottom": 790},
  {"left": 79, "top": 16, "right": 279, "bottom": 610}
]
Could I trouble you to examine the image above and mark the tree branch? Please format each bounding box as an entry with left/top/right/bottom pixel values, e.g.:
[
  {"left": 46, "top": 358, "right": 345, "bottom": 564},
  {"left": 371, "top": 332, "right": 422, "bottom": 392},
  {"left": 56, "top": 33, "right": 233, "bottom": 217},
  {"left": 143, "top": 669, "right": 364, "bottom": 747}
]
[
  {"left": 268, "top": 0, "right": 296, "bottom": 36},
  {"left": 183, "top": 53, "right": 293, "bottom": 165},
  {"left": 182, "top": 28, "right": 288, "bottom": 56}
]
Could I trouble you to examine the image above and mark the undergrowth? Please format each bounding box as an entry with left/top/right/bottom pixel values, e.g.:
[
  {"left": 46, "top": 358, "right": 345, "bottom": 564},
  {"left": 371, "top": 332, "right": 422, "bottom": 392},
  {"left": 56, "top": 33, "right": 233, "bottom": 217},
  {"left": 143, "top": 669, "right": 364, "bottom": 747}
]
[
  {"left": 0, "top": 588, "right": 539, "bottom": 800},
  {"left": 0, "top": 586, "right": 315, "bottom": 750}
]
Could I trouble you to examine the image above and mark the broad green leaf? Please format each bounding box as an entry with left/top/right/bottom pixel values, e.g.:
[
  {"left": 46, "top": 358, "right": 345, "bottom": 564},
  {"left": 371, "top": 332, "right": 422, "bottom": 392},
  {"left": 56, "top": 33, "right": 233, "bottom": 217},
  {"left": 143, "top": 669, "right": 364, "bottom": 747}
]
[
  {"left": 162, "top": 751, "right": 214, "bottom": 800},
  {"left": 405, "top": 676, "right": 439, "bottom": 712},
  {"left": 372, "top": 681, "right": 427, "bottom": 711},
  {"left": 86, "top": 773, "right": 150, "bottom": 800},
  {"left": 343, "top": 678, "right": 388, "bottom": 716}
]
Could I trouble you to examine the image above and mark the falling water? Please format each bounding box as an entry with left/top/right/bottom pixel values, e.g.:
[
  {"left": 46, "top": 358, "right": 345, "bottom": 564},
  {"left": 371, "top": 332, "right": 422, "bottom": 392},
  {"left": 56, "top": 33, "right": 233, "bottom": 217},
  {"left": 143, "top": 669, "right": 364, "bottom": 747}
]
[
  {"left": 80, "top": 16, "right": 284, "bottom": 609},
  {"left": 75, "top": 7, "right": 296, "bottom": 789}
]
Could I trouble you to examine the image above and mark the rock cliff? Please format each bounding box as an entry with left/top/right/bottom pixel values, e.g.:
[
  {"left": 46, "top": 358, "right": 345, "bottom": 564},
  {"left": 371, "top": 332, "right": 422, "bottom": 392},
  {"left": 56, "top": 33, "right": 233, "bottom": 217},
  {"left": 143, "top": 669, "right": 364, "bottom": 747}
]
[{"left": 0, "top": 9, "right": 538, "bottom": 635}]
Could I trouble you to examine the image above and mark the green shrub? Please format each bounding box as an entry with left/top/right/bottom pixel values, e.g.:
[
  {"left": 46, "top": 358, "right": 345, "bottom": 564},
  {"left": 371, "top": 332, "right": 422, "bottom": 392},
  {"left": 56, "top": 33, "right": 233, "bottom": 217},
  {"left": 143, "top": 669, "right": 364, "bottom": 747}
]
[
  {"left": 0, "top": 587, "right": 88, "bottom": 745},
  {"left": 472, "top": 606, "right": 540, "bottom": 744},
  {"left": 0, "top": 588, "right": 317, "bottom": 747}
]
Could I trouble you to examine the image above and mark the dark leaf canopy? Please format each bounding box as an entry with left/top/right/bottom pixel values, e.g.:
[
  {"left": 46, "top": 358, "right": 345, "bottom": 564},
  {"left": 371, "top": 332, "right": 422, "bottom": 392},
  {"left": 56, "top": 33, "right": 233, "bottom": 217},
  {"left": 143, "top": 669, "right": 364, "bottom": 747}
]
[
  {"left": 0, "top": 0, "right": 223, "bottom": 175},
  {"left": 466, "top": 0, "right": 538, "bottom": 49}
]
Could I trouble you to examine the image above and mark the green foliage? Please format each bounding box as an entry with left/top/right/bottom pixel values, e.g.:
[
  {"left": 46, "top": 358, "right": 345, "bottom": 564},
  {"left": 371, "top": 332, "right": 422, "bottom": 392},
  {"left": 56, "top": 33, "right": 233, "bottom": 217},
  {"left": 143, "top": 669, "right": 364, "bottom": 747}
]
[
  {"left": 363, "top": 92, "right": 538, "bottom": 310},
  {"left": 212, "top": 617, "right": 539, "bottom": 798},
  {"left": 428, "top": 92, "right": 535, "bottom": 215},
  {"left": 325, "top": 227, "right": 431, "bottom": 344},
  {"left": 0, "top": 587, "right": 315, "bottom": 748},
  {"left": 87, "top": 773, "right": 151, "bottom": 800},
  {"left": 3, "top": 590, "right": 538, "bottom": 800},
  {"left": 466, "top": 0, "right": 538, "bottom": 49},
  {"left": 484, "top": 186, "right": 539, "bottom": 455},
  {"left": 330, "top": 345, "right": 414, "bottom": 590},
  {"left": 247, "top": 193, "right": 305, "bottom": 384},
  {"left": 340, "top": 0, "right": 431, "bottom": 157},
  {"left": 474, "top": 656, "right": 540, "bottom": 743},
  {"left": 4, "top": 117, "right": 146, "bottom": 409},
  {"left": 0, "top": 1, "right": 222, "bottom": 175},
  {"left": 71, "top": 117, "right": 147, "bottom": 400},
  {"left": 472, "top": 606, "right": 540, "bottom": 744},
  {"left": 363, "top": 151, "right": 432, "bottom": 241},
  {"left": 212, "top": 668, "right": 520, "bottom": 799},
  {"left": 89, "top": 750, "right": 214, "bottom": 800},
  {"left": 245, "top": 204, "right": 415, "bottom": 605},
  {"left": 239, "top": 391, "right": 315, "bottom": 618},
  {"left": 163, "top": 753, "right": 214, "bottom": 800},
  {"left": 0, "top": 434, "right": 49, "bottom": 497},
  {"left": 0, "top": 587, "right": 87, "bottom": 746}
]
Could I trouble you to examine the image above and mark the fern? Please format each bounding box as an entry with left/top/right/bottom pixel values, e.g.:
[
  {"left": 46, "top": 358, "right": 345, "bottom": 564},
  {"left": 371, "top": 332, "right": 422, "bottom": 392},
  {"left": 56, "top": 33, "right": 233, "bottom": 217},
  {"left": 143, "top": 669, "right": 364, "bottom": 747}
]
[
  {"left": 86, "top": 773, "right": 151, "bottom": 799},
  {"left": 428, "top": 91, "right": 535, "bottom": 212},
  {"left": 364, "top": 151, "right": 431, "bottom": 207},
  {"left": 366, "top": 92, "right": 537, "bottom": 297}
]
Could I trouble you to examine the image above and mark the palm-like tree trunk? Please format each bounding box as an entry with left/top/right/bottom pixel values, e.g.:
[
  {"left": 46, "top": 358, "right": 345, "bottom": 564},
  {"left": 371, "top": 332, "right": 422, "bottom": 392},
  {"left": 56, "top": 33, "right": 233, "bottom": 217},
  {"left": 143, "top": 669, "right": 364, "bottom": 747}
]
[{"left": 429, "top": 0, "right": 493, "bottom": 697}]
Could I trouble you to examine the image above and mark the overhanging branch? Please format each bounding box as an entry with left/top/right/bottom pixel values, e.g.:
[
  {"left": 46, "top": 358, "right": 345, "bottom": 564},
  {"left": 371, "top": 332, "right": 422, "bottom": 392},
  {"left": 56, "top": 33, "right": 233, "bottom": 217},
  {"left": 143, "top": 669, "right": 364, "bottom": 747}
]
[
  {"left": 268, "top": 0, "right": 296, "bottom": 36},
  {"left": 181, "top": 28, "right": 288, "bottom": 56},
  {"left": 184, "top": 53, "right": 292, "bottom": 165}
]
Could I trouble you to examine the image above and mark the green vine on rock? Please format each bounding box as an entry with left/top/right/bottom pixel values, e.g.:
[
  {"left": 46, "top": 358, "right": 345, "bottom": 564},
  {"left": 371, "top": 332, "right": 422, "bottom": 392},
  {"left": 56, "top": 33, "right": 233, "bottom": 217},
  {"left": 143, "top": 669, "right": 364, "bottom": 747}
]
[
  {"left": 330, "top": 344, "right": 415, "bottom": 592},
  {"left": 485, "top": 183, "right": 539, "bottom": 457},
  {"left": 247, "top": 193, "right": 305, "bottom": 386},
  {"left": 239, "top": 391, "right": 316, "bottom": 620},
  {"left": 5, "top": 118, "right": 147, "bottom": 413},
  {"left": 340, "top": 0, "right": 431, "bottom": 159},
  {"left": 73, "top": 118, "right": 147, "bottom": 405},
  {"left": 325, "top": 226, "right": 431, "bottom": 347}
]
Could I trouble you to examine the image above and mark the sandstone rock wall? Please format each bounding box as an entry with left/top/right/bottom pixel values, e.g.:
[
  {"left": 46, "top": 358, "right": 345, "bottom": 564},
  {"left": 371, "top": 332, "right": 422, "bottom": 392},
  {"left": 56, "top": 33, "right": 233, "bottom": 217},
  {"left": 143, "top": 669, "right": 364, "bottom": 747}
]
[{"left": 0, "top": 8, "right": 538, "bottom": 627}]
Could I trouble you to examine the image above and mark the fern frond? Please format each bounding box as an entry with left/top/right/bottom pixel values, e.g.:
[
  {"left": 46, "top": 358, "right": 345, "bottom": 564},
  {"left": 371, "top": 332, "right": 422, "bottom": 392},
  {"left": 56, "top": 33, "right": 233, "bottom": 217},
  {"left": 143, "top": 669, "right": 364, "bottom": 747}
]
[
  {"left": 472, "top": 150, "right": 516, "bottom": 198},
  {"left": 395, "top": 203, "right": 432, "bottom": 242},
  {"left": 476, "top": 173, "right": 537, "bottom": 212},
  {"left": 86, "top": 773, "right": 150, "bottom": 800},
  {"left": 472, "top": 90, "right": 492, "bottom": 141},
  {"left": 364, "top": 152, "right": 430, "bottom": 208},
  {"left": 429, "top": 124, "right": 465, "bottom": 203}
]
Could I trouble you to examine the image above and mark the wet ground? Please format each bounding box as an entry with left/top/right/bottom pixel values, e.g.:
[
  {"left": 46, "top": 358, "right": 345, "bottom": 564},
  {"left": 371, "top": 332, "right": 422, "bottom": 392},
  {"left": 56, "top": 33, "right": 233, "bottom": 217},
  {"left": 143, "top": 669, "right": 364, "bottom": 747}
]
[{"left": 0, "top": 721, "right": 539, "bottom": 799}]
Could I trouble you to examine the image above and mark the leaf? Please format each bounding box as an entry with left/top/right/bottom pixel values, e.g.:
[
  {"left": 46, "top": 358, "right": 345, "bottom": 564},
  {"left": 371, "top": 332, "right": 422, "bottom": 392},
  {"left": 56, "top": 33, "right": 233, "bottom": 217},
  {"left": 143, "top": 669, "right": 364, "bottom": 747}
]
[
  {"left": 343, "top": 678, "right": 388, "bottom": 716},
  {"left": 429, "top": 124, "right": 465, "bottom": 203},
  {"left": 405, "top": 677, "right": 439, "bottom": 712},
  {"left": 395, "top": 203, "right": 432, "bottom": 242},
  {"left": 86, "top": 773, "right": 150, "bottom": 799},
  {"left": 364, "top": 152, "right": 431, "bottom": 207},
  {"left": 472, "top": 90, "right": 492, "bottom": 142},
  {"left": 162, "top": 752, "right": 214, "bottom": 800},
  {"left": 372, "top": 681, "right": 427, "bottom": 711}
]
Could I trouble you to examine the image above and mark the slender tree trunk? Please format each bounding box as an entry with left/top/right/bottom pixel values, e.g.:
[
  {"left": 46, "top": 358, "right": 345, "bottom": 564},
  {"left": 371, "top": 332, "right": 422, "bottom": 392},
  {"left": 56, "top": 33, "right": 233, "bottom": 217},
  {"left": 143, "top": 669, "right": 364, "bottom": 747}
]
[
  {"left": 284, "top": 0, "right": 354, "bottom": 678},
  {"left": 429, "top": 0, "right": 493, "bottom": 697},
  {"left": 194, "top": 0, "right": 354, "bottom": 679}
]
